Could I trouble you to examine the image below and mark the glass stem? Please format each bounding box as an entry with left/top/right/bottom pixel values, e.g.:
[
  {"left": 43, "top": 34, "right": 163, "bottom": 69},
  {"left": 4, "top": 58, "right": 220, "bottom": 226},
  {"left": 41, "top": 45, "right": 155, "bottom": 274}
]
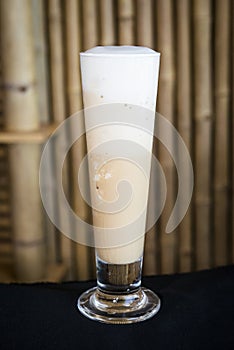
[{"left": 96, "top": 254, "right": 143, "bottom": 294}]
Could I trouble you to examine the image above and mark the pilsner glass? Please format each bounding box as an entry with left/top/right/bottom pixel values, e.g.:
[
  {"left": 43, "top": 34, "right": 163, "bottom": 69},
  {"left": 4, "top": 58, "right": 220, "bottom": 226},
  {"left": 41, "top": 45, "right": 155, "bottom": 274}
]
[{"left": 77, "top": 46, "right": 161, "bottom": 324}]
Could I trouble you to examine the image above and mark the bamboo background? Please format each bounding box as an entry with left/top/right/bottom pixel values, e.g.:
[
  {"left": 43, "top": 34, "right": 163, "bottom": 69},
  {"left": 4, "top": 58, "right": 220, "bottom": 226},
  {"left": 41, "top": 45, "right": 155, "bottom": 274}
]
[{"left": 0, "top": 0, "right": 233, "bottom": 282}]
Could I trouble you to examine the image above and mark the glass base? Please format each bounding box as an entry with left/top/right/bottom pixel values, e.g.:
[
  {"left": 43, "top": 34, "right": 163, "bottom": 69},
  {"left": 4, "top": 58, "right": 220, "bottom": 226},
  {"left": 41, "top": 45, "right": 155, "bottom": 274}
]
[{"left": 77, "top": 286, "right": 160, "bottom": 324}]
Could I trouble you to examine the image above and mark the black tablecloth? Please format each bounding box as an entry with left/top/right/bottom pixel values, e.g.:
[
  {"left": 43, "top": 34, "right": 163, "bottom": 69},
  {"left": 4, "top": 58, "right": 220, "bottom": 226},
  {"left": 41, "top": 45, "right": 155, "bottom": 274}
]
[{"left": 0, "top": 265, "right": 234, "bottom": 350}]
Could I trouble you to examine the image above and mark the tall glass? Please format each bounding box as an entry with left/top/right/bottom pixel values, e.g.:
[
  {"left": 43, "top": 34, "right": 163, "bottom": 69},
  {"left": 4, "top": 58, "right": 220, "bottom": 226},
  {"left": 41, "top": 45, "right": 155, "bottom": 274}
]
[{"left": 77, "top": 46, "right": 161, "bottom": 324}]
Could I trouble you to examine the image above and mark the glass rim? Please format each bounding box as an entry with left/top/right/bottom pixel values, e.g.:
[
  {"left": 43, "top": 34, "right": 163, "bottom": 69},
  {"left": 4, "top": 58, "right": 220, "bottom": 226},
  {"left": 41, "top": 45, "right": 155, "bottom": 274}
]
[{"left": 80, "top": 46, "right": 161, "bottom": 58}]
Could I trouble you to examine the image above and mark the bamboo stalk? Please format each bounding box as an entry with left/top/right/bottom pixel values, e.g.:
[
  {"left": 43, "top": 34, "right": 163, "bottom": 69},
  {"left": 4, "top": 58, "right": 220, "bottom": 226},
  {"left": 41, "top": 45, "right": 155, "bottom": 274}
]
[
  {"left": 31, "top": 0, "right": 50, "bottom": 123},
  {"left": 214, "top": 0, "right": 230, "bottom": 267},
  {"left": 156, "top": 0, "right": 177, "bottom": 274},
  {"left": 176, "top": 0, "right": 192, "bottom": 272},
  {"left": 0, "top": 230, "right": 11, "bottom": 241},
  {"left": 0, "top": 148, "right": 6, "bottom": 158},
  {"left": 65, "top": 0, "right": 82, "bottom": 115},
  {"left": 134, "top": 0, "right": 157, "bottom": 275},
  {"left": 0, "top": 60, "right": 3, "bottom": 129},
  {"left": 193, "top": 0, "right": 212, "bottom": 270},
  {"left": 0, "top": 239, "right": 12, "bottom": 256},
  {"left": 144, "top": 171, "right": 159, "bottom": 275},
  {"left": 10, "top": 144, "right": 46, "bottom": 281},
  {"left": 0, "top": 176, "right": 8, "bottom": 187},
  {"left": 48, "top": 0, "right": 66, "bottom": 123},
  {"left": 0, "top": 217, "right": 11, "bottom": 228},
  {"left": 0, "top": 263, "right": 14, "bottom": 281},
  {"left": 100, "top": 0, "right": 116, "bottom": 45},
  {"left": 0, "top": 190, "right": 9, "bottom": 201},
  {"left": 48, "top": 0, "right": 73, "bottom": 278},
  {"left": 0, "top": 0, "right": 46, "bottom": 281},
  {"left": 65, "top": 0, "right": 92, "bottom": 280},
  {"left": 82, "top": 0, "right": 98, "bottom": 50},
  {"left": 1, "top": 80, "right": 19, "bottom": 282},
  {"left": 32, "top": 0, "right": 57, "bottom": 266},
  {"left": 136, "top": 0, "right": 153, "bottom": 48},
  {"left": 118, "top": 0, "right": 134, "bottom": 45},
  {"left": 232, "top": 1, "right": 234, "bottom": 265},
  {"left": 0, "top": 204, "right": 10, "bottom": 213}
]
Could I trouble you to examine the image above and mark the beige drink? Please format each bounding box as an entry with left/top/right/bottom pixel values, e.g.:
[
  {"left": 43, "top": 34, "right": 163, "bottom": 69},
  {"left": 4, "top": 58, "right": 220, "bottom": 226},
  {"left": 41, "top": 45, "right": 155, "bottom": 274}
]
[{"left": 80, "top": 46, "right": 160, "bottom": 264}]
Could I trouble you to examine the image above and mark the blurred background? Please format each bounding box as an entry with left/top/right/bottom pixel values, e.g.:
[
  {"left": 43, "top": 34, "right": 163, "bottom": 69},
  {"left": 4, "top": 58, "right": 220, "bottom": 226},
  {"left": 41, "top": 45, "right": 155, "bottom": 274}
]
[{"left": 0, "top": 0, "right": 233, "bottom": 282}]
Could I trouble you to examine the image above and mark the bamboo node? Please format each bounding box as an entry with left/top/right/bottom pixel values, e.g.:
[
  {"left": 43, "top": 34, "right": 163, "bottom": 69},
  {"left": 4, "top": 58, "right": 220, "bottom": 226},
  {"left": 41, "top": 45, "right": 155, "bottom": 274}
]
[
  {"left": 214, "top": 89, "right": 230, "bottom": 98},
  {"left": 195, "top": 113, "right": 213, "bottom": 122},
  {"left": 1, "top": 81, "right": 36, "bottom": 93},
  {"left": 118, "top": 15, "right": 134, "bottom": 21},
  {"left": 14, "top": 238, "right": 45, "bottom": 248}
]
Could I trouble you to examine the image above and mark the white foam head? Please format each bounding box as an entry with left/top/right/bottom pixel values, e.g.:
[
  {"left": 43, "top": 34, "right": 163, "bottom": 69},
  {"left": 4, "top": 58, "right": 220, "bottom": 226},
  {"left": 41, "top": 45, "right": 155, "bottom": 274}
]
[
  {"left": 80, "top": 46, "right": 160, "bottom": 110},
  {"left": 81, "top": 45, "right": 160, "bottom": 57}
]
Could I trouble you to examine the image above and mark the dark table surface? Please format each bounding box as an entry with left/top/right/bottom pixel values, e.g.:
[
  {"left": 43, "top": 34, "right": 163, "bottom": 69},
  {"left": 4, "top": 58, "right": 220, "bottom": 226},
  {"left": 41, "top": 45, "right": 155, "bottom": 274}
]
[{"left": 0, "top": 265, "right": 234, "bottom": 350}]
